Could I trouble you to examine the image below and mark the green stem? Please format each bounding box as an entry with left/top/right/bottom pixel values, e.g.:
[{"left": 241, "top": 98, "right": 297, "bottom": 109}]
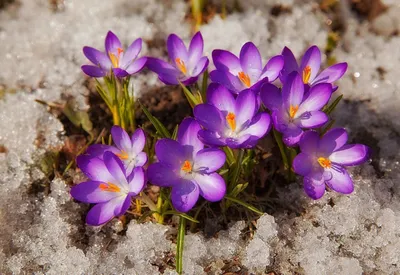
[
  {"left": 273, "top": 128, "right": 289, "bottom": 169},
  {"left": 176, "top": 216, "right": 186, "bottom": 274}
]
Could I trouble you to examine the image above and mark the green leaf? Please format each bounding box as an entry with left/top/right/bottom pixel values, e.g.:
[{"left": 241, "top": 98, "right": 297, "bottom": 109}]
[
  {"left": 228, "top": 149, "right": 244, "bottom": 193},
  {"left": 179, "top": 82, "right": 201, "bottom": 108},
  {"left": 223, "top": 146, "right": 235, "bottom": 166},
  {"left": 163, "top": 210, "right": 199, "bottom": 223},
  {"left": 229, "top": 182, "right": 249, "bottom": 198},
  {"left": 321, "top": 119, "right": 335, "bottom": 135},
  {"left": 176, "top": 216, "right": 186, "bottom": 275},
  {"left": 218, "top": 168, "right": 229, "bottom": 176},
  {"left": 171, "top": 124, "right": 179, "bottom": 140},
  {"left": 324, "top": 94, "right": 343, "bottom": 115},
  {"left": 273, "top": 128, "right": 289, "bottom": 169},
  {"left": 225, "top": 195, "right": 263, "bottom": 215},
  {"left": 138, "top": 101, "right": 171, "bottom": 138},
  {"left": 201, "top": 69, "right": 208, "bottom": 101}
]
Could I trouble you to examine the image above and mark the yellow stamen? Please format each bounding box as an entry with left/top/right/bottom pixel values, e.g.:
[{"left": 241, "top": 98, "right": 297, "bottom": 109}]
[
  {"left": 116, "top": 150, "right": 129, "bottom": 160},
  {"left": 226, "top": 112, "right": 236, "bottom": 131},
  {"left": 317, "top": 157, "right": 332, "bottom": 169},
  {"left": 289, "top": 104, "right": 299, "bottom": 119},
  {"left": 99, "top": 182, "right": 121, "bottom": 193},
  {"left": 175, "top": 58, "right": 187, "bottom": 74},
  {"left": 181, "top": 160, "right": 192, "bottom": 173},
  {"left": 109, "top": 47, "right": 124, "bottom": 68},
  {"left": 238, "top": 71, "right": 251, "bottom": 87},
  {"left": 302, "top": 65, "right": 311, "bottom": 84}
]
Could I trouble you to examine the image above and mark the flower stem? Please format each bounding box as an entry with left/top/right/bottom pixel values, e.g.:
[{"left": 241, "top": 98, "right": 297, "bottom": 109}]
[{"left": 176, "top": 216, "right": 186, "bottom": 274}]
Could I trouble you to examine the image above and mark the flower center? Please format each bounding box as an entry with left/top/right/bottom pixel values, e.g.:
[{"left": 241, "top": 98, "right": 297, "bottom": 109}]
[
  {"left": 289, "top": 104, "right": 299, "bottom": 119},
  {"left": 302, "top": 65, "right": 311, "bottom": 84},
  {"left": 116, "top": 150, "right": 129, "bottom": 160},
  {"left": 181, "top": 160, "right": 192, "bottom": 173},
  {"left": 226, "top": 112, "right": 236, "bottom": 131},
  {"left": 99, "top": 182, "right": 121, "bottom": 192},
  {"left": 109, "top": 47, "right": 124, "bottom": 68},
  {"left": 317, "top": 157, "right": 332, "bottom": 169},
  {"left": 238, "top": 71, "right": 251, "bottom": 87},
  {"left": 175, "top": 58, "right": 187, "bottom": 74}
]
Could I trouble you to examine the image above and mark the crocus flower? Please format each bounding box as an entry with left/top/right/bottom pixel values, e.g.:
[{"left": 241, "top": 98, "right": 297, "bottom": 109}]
[
  {"left": 292, "top": 128, "right": 370, "bottom": 199},
  {"left": 82, "top": 31, "right": 147, "bottom": 78},
  {"left": 71, "top": 152, "right": 145, "bottom": 225},
  {"left": 146, "top": 32, "right": 209, "bottom": 85},
  {"left": 280, "top": 45, "right": 347, "bottom": 90},
  {"left": 209, "top": 42, "right": 284, "bottom": 94},
  {"left": 147, "top": 118, "right": 226, "bottom": 212},
  {"left": 260, "top": 71, "right": 332, "bottom": 146},
  {"left": 194, "top": 83, "right": 271, "bottom": 149},
  {"left": 84, "top": 126, "right": 147, "bottom": 175}
]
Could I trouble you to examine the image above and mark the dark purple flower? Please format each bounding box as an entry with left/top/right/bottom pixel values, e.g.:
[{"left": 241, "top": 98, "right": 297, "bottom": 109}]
[
  {"left": 209, "top": 42, "right": 284, "bottom": 94},
  {"left": 194, "top": 83, "right": 271, "bottom": 149},
  {"left": 281, "top": 45, "right": 347, "bottom": 90},
  {"left": 81, "top": 31, "right": 147, "bottom": 78},
  {"left": 85, "top": 126, "right": 147, "bottom": 175},
  {"left": 292, "top": 128, "right": 370, "bottom": 199},
  {"left": 146, "top": 32, "right": 209, "bottom": 85},
  {"left": 71, "top": 152, "right": 145, "bottom": 225},
  {"left": 260, "top": 72, "right": 332, "bottom": 146},
  {"left": 147, "top": 118, "right": 226, "bottom": 213}
]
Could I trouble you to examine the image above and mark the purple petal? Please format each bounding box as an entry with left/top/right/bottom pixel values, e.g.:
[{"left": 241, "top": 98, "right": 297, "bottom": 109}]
[
  {"left": 325, "top": 166, "right": 354, "bottom": 194},
  {"left": 83, "top": 46, "right": 111, "bottom": 69},
  {"left": 240, "top": 112, "right": 271, "bottom": 138},
  {"left": 297, "top": 111, "right": 328, "bottom": 128},
  {"left": 209, "top": 70, "right": 244, "bottom": 94},
  {"left": 271, "top": 109, "right": 290, "bottom": 133},
  {"left": 103, "top": 152, "right": 128, "bottom": 188},
  {"left": 282, "top": 71, "right": 304, "bottom": 110},
  {"left": 319, "top": 128, "right": 348, "bottom": 155},
  {"left": 260, "top": 83, "right": 282, "bottom": 111},
  {"left": 113, "top": 68, "right": 129, "bottom": 78},
  {"left": 235, "top": 89, "right": 257, "bottom": 128},
  {"left": 329, "top": 144, "right": 370, "bottom": 166},
  {"left": 188, "top": 32, "right": 204, "bottom": 68},
  {"left": 70, "top": 181, "right": 119, "bottom": 203},
  {"left": 134, "top": 152, "right": 148, "bottom": 167},
  {"left": 127, "top": 167, "right": 145, "bottom": 194},
  {"left": 105, "top": 31, "right": 122, "bottom": 56},
  {"left": 298, "top": 83, "right": 332, "bottom": 113},
  {"left": 260, "top": 55, "right": 284, "bottom": 82},
  {"left": 198, "top": 130, "right": 226, "bottom": 147},
  {"left": 280, "top": 47, "right": 299, "bottom": 83},
  {"left": 194, "top": 172, "right": 226, "bottom": 202},
  {"left": 171, "top": 179, "right": 200, "bottom": 212},
  {"left": 240, "top": 42, "right": 262, "bottom": 75},
  {"left": 111, "top": 125, "right": 132, "bottom": 152},
  {"left": 282, "top": 125, "right": 303, "bottom": 146},
  {"left": 147, "top": 162, "right": 179, "bottom": 187},
  {"left": 125, "top": 57, "right": 147, "bottom": 75},
  {"left": 146, "top": 57, "right": 180, "bottom": 85},
  {"left": 155, "top": 139, "right": 186, "bottom": 167},
  {"left": 179, "top": 75, "right": 200, "bottom": 86},
  {"left": 167, "top": 33, "right": 188, "bottom": 64},
  {"left": 303, "top": 176, "right": 326, "bottom": 199},
  {"left": 190, "top": 56, "right": 209, "bottom": 77},
  {"left": 312, "top": 62, "right": 348, "bottom": 85},
  {"left": 120, "top": 38, "right": 142, "bottom": 69},
  {"left": 293, "top": 153, "right": 313, "bottom": 176},
  {"left": 86, "top": 144, "right": 119, "bottom": 159},
  {"left": 193, "top": 148, "right": 226, "bottom": 173},
  {"left": 207, "top": 83, "right": 236, "bottom": 113},
  {"left": 212, "top": 49, "right": 242, "bottom": 74},
  {"left": 81, "top": 65, "right": 107, "bottom": 77},
  {"left": 130, "top": 128, "right": 146, "bottom": 155},
  {"left": 86, "top": 195, "right": 130, "bottom": 226},
  {"left": 226, "top": 134, "right": 252, "bottom": 149},
  {"left": 194, "top": 104, "right": 224, "bottom": 131},
  {"left": 77, "top": 155, "right": 114, "bottom": 183},
  {"left": 177, "top": 117, "right": 204, "bottom": 155},
  {"left": 300, "top": 45, "right": 321, "bottom": 83},
  {"left": 299, "top": 130, "right": 320, "bottom": 153}
]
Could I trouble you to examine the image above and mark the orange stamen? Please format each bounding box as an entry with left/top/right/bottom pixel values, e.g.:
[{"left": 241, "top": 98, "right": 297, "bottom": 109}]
[
  {"left": 175, "top": 58, "right": 187, "bottom": 74},
  {"left": 181, "top": 160, "right": 192, "bottom": 173},
  {"left": 302, "top": 65, "right": 311, "bottom": 84},
  {"left": 99, "top": 182, "right": 121, "bottom": 192},
  {"left": 238, "top": 71, "right": 251, "bottom": 87},
  {"left": 289, "top": 105, "right": 299, "bottom": 119},
  {"left": 317, "top": 157, "right": 332, "bottom": 169},
  {"left": 226, "top": 112, "right": 236, "bottom": 131},
  {"left": 116, "top": 150, "right": 129, "bottom": 160},
  {"left": 109, "top": 47, "right": 124, "bottom": 68}
]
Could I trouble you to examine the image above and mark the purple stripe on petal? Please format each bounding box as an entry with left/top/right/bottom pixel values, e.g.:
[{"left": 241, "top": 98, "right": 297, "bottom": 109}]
[
  {"left": 83, "top": 46, "right": 111, "bottom": 69},
  {"left": 130, "top": 128, "right": 146, "bottom": 155},
  {"left": 167, "top": 33, "right": 188, "bottom": 64},
  {"left": 235, "top": 89, "right": 257, "bottom": 129},
  {"left": 297, "top": 111, "right": 328, "bottom": 128},
  {"left": 120, "top": 38, "right": 142, "bottom": 69},
  {"left": 271, "top": 109, "right": 289, "bottom": 133},
  {"left": 325, "top": 166, "right": 354, "bottom": 194},
  {"left": 77, "top": 155, "right": 115, "bottom": 183},
  {"left": 198, "top": 130, "right": 226, "bottom": 147},
  {"left": 194, "top": 104, "right": 224, "bottom": 131},
  {"left": 207, "top": 83, "right": 236, "bottom": 113},
  {"left": 312, "top": 62, "right": 348, "bottom": 85},
  {"left": 105, "top": 31, "right": 122, "bottom": 56},
  {"left": 104, "top": 152, "right": 128, "bottom": 188},
  {"left": 282, "top": 72, "right": 304, "bottom": 110},
  {"left": 188, "top": 32, "right": 204, "bottom": 68},
  {"left": 195, "top": 172, "right": 226, "bottom": 202},
  {"left": 299, "top": 130, "right": 320, "bottom": 153},
  {"left": 259, "top": 55, "right": 284, "bottom": 82},
  {"left": 81, "top": 65, "right": 107, "bottom": 78},
  {"left": 240, "top": 42, "right": 262, "bottom": 75},
  {"left": 300, "top": 45, "right": 321, "bottom": 83},
  {"left": 125, "top": 57, "right": 147, "bottom": 75},
  {"left": 212, "top": 49, "right": 242, "bottom": 74},
  {"left": 260, "top": 83, "right": 282, "bottom": 111},
  {"left": 319, "top": 128, "right": 348, "bottom": 155},
  {"left": 71, "top": 181, "right": 118, "bottom": 203},
  {"left": 127, "top": 167, "right": 145, "bottom": 195},
  {"left": 303, "top": 176, "right": 326, "bottom": 199},
  {"left": 298, "top": 83, "right": 332, "bottom": 113},
  {"left": 240, "top": 112, "right": 271, "bottom": 138},
  {"left": 209, "top": 70, "right": 244, "bottom": 94},
  {"left": 171, "top": 179, "right": 199, "bottom": 212},
  {"left": 155, "top": 139, "right": 186, "bottom": 167},
  {"left": 113, "top": 68, "right": 129, "bottom": 78},
  {"left": 147, "top": 162, "right": 179, "bottom": 187},
  {"left": 193, "top": 148, "right": 226, "bottom": 173},
  {"left": 86, "top": 195, "right": 127, "bottom": 226},
  {"left": 111, "top": 125, "right": 132, "bottom": 152},
  {"left": 178, "top": 118, "right": 204, "bottom": 155},
  {"left": 329, "top": 144, "right": 370, "bottom": 166},
  {"left": 293, "top": 153, "right": 313, "bottom": 176},
  {"left": 282, "top": 125, "right": 303, "bottom": 146}
]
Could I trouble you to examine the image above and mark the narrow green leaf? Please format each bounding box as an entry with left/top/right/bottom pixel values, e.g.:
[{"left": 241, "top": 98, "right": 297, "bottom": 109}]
[
  {"left": 321, "top": 119, "right": 336, "bottom": 135},
  {"left": 223, "top": 146, "right": 235, "bottom": 166},
  {"left": 176, "top": 216, "right": 186, "bottom": 275},
  {"left": 179, "top": 82, "right": 200, "bottom": 108},
  {"left": 324, "top": 94, "right": 343, "bottom": 115},
  {"left": 163, "top": 211, "right": 199, "bottom": 223},
  {"left": 171, "top": 124, "right": 179, "bottom": 140},
  {"left": 273, "top": 128, "right": 289, "bottom": 169},
  {"left": 229, "top": 182, "right": 249, "bottom": 198},
  {"left": 225, "top": 195, "right": 263, "bottom": 215},
  {"left": 228, "top": 149, "right": 244, "bottom": 192},
  {"left": 218, "top": 168, "right": 229, "bottom": 176},
  {"left": 138, "top": 101, "right": 171, "bottom": 138},
  {"left": 201, "top": 69, "right": 208, "bottom": 101}
]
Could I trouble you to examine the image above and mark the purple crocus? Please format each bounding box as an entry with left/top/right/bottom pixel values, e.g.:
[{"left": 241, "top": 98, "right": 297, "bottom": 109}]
[
  {"left": 147, "top": 118, "right": 226, "bottom": 213},
  {"left": 260, "top": 71, "right": 332, "bottom": 146},
  {"left": 71, "top": 152, "right": 145, "bottom": 225},
  {"left": 82, "top": 31, "right": 147, "bottom": 78},
  {"left": 281, "top": 45, "right": 347, "bottom": 90},
  {"left": 194, "top": 83, "right": 271, "bottom": 149},
  {"left": 209, "top": 42, "right": 284, "bottom": 94},
  {"left": 146, "top": 32, "right": 209, "bottom": 85},
  {"left": 292, "top": 128, "right": 370, "bottom": 199},
  {"left": 85, "top": 126, "right": 147, "bottom": 175}
]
